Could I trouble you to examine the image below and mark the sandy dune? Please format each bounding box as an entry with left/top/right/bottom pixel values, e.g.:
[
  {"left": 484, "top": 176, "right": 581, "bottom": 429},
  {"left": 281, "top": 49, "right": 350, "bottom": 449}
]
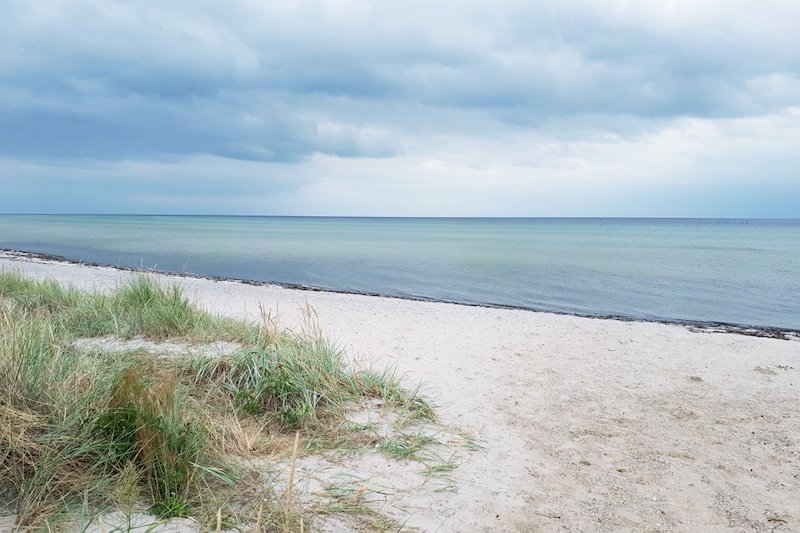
[{"left": 1, "top": 252, "right": 798, "bottom": 532}]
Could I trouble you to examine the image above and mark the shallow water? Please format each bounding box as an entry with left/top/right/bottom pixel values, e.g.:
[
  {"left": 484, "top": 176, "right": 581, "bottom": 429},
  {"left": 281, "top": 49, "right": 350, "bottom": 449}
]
[{"left": 1, "top": 215, "right": 798, "bottom": 330}]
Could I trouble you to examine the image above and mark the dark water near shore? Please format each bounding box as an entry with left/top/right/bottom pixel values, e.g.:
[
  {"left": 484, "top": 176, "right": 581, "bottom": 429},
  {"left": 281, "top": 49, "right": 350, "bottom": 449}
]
[{"left": 1, "top": 215, "right": 798, "bottom": 330}]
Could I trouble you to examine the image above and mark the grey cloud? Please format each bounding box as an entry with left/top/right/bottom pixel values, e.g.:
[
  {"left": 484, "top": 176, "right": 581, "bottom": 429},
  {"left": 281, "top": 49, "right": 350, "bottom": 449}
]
[
  {"left": 0, "top": 0, "right": 799, "bottom": 217},
  {"left": 4, "top": 1, "right": 799, "bottom": 156}
]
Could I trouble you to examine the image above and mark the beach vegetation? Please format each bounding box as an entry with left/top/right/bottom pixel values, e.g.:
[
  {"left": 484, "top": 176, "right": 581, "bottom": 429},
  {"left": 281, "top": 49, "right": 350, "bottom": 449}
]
[
  {"left": 377, "top": 432, "right": 439, "bottom": 461},
  {"left": 0, "top": 272, "right": 434, "bottom": 530},
  {"left": 421, "top": 454, "right": 458, "bottom": 477}
]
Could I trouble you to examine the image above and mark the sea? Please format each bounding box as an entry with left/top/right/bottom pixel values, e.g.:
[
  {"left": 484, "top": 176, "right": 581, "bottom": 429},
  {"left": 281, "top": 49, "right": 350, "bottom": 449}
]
[{"left": 1, "top": 215, "right": 798, "bottom": 331}]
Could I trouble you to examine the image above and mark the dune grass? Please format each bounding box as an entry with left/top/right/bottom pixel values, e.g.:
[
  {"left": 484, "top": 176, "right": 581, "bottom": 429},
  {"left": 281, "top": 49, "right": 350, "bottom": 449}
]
[{"left": 0, "top": 272, "right": 433, "bottom": 530}]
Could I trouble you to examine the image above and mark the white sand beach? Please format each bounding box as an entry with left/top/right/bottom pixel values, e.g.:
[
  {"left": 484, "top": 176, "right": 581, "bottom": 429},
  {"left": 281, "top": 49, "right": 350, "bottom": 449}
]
[{"left": 1, "top": 251, "right": 798, "bottom": 532}]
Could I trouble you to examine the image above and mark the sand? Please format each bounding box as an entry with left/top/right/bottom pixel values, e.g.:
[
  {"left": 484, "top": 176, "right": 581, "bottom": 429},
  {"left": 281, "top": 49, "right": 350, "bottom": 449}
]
[{"left": 1, "top": 251, "right": 798, "bottom": 532}]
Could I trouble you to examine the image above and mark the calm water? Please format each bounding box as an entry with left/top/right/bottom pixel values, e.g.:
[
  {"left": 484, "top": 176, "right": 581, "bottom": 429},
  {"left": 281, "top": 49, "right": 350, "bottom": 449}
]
[{"left": 1, "top": 215, "right": 798, "bottom": 330}]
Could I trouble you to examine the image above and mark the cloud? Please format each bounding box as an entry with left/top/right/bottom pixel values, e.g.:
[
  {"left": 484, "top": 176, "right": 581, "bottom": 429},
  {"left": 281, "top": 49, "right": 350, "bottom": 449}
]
[{"left": 0, "top": 0, "right": 798, "bottom": 215}]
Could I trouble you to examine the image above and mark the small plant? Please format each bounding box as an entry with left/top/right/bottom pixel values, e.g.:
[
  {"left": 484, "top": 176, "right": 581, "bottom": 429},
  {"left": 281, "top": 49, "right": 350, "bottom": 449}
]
[
  {"left": 422, "top": 456, "right": 458, "bottom": 477},
  {"left": 378, "top": 432, "right": 438, "bottom": 460}
]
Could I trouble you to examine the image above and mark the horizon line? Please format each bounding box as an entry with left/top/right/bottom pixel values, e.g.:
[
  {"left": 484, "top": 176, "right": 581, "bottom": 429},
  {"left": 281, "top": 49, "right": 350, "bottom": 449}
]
[{"left": 1, "top": 213, "right": 799, "bottom": 221}]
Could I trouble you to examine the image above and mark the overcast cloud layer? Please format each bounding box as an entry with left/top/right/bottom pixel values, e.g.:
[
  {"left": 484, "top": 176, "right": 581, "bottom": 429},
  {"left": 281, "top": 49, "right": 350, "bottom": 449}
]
[{"left": 1, "top": 0, "right": 799, "bottom": 216}]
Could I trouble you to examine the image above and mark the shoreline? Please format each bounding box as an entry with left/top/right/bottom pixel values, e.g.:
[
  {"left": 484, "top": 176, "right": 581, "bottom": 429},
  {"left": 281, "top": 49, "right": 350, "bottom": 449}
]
[
  {"left": 2, "top": 249, "right": 799, "bottom": 531},
  {"left": 2, "top": 248, "right": 797, "bottom": 341}
]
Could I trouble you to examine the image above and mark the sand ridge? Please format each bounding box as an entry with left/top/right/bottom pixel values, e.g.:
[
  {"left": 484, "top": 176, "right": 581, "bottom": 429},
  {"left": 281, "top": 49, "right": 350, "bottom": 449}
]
[{"left": 1, "top": 252, "right": 798, "bottom": 532}]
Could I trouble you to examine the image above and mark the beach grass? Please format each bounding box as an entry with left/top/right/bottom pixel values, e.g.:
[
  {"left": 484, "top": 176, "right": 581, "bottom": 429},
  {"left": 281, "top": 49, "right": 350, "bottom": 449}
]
[{"left": 0, "top": 272, "right": 433, "bottom": 530}]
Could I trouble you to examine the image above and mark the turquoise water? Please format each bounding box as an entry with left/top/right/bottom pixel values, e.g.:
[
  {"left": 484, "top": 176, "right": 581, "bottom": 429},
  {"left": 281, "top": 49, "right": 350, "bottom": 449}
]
[{"left": 1, "top": 215, "right": 798, "bottom": 330}]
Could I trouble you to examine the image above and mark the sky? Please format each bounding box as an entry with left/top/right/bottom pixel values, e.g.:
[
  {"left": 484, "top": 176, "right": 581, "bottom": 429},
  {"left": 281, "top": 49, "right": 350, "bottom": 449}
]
[{"left": 1, "top": 0, "right": 799, "bottom": 217}]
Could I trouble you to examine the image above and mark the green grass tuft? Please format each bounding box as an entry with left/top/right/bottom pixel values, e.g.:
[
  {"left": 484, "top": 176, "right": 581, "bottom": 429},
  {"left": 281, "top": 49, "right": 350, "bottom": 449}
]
[
  {"left": 422, "top": 457, "right": 458, "bottom": 477},
  {"left": 191, "top": 330, "right": 433, "bottom": 430},
  {"left": 378, "top": 432, "right": 439, "bottom": 461}
]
